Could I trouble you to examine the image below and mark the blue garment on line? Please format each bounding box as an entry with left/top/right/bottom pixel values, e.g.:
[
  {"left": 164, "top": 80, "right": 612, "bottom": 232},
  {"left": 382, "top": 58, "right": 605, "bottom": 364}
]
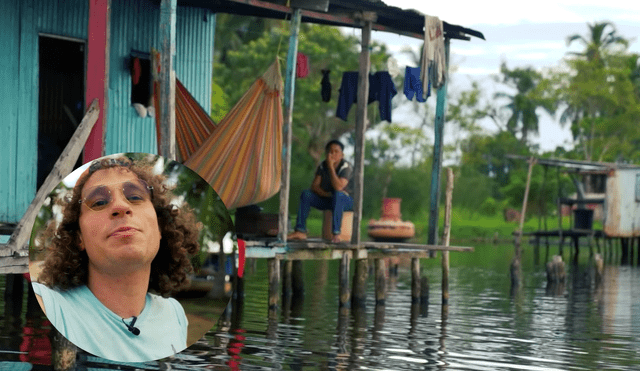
[
  {"left": 404, "top": 66, "right": 429, "bottom": 102},
  {"left": 336, "top": 71, "right": 397, "bottom": 122}
]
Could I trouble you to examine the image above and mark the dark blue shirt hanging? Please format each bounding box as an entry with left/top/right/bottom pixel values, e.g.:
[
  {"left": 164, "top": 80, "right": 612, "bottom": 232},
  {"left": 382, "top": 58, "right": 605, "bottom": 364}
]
[
  {"left": 404, "top": 66, "right": 430, "bottom": 102},
  {"left": 336, "top": 71, "right": 397, "bottom": 122}
]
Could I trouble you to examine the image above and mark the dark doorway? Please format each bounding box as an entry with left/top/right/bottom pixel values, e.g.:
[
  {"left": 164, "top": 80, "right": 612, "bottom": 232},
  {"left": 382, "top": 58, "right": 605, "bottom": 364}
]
[{"left": 38, "top": 36, "right": 85, "bottom": 190}]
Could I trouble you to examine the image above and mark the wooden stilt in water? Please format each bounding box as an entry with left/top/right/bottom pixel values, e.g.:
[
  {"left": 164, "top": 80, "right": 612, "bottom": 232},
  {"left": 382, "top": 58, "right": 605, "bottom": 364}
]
[
  {"left": 442, "top": 168, "right": 454, "bottom": 306},
  {"left": 637, "top": 238, "right": 640, "bottom": 266},
  {"left": 420, "top": 276, "right": 429, "bottom": 308},
  {"left": 339, "top": 252, "right": 350, "bottom": 309},
  {"left": 375, "top": 259, "right": 386, "bottom": 306},
  {"left": 268, "top": 258, "right": 280, "bottom": 311},
  {"left": 352, "top": 259, "right": 368, "bottom": 309},
  {"left": 546, "top": 255, "right": 566, "bottom": 283},
  {"left": 292, "top": 260, "right": 304, "bottom": 298},
  {"left": 52, "top": 328, "right": 77, "bottom": 371},
  {"left": 411, "top": 258, "right": 420, "bottom": 304},
  {"left": 282, "top": 260, "right": 292, "bottom": 300},
  {"left": 594, "top": 253, "right": 604, "bottom": 286},
  {"left": 512, "top": 157, "right": 536, "bottom": 289},
  {"left": 621, "top": 238, "right": 629, "bottom": 265}
]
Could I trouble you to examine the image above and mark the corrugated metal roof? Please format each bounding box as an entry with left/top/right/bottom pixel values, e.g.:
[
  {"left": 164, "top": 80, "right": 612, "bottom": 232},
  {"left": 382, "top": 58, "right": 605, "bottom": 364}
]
[{"left": 178, "top": 0, "right": 484, "bottom": 41}]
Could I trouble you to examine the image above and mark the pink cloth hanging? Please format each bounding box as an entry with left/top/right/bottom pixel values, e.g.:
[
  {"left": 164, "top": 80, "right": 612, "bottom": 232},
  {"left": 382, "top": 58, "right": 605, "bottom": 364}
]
[{"left": 296, "top": 52, "right": 309, "bottom": 78}]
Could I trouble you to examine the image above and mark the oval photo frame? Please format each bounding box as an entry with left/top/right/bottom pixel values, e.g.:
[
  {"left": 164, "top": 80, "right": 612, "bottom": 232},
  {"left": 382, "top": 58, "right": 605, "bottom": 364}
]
[{"left": 28, "top": 153, "right": 238, "bottom": 362}]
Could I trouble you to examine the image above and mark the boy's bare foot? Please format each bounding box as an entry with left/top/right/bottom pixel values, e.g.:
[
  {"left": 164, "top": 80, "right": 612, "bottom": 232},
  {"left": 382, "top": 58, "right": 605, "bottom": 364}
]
[
  {"left": 331, "top": 235, "right": 342, "bottom": 243},
  {"left": 287, "top": 231, "right": 307, "bottom": 240}
]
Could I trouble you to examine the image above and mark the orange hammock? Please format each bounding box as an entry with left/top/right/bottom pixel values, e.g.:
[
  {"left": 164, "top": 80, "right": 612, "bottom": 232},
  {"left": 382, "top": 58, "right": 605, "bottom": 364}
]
[{"left": 155, "top": 60, "right": 283, "bottom": 209}]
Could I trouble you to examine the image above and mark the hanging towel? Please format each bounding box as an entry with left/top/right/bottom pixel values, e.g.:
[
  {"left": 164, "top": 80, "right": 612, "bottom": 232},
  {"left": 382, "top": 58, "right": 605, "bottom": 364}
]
[
  {"left": 422, "top": 15, "right": 446, "bottom": 91},
  {"left": 321, "top": 69, "right": 332, "bottom": 102},
  {"left": 296, "top": 52, "right": 309, "bottom": 78},
  {"left": 336, "top": 71, "right": 397, "bottom": 122},
  {"left": 404, "top": 66, "right": 429, "bottom": 102}
]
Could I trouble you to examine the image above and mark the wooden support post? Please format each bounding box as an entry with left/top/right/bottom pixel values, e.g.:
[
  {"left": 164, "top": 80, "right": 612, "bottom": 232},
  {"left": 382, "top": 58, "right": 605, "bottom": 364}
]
[
  {"left": 3, "top": 101, "right": 100, "bottom": 273},
  {"left": 278, "top": 8, "right": 302, "bottom": 241},
  {"left": 52, "top": 328, "right": 77, "bottom": 371},
  {"left": 159, "top": 0, "right": 177, "bottom": 161},
  {"left": 411, "top": 258, "right": 420, "bottom": 304},
  {"left": 352, "top": 258, "right": 368, "bottom": 309},
  {"left": 546, "top": 255, "right": 566, "bottom": 283},
  {"left": 351, "top": 11, "right": 376, "bottom": 244},
  {"left": 292, "top": 260, "right": 304, "bottom": 298},
  {"left": 84, "top": 0, "right": 110, "bottom": 162},
  {"left": 427, "top": 38, "right": 451, "bottom": 251},
  {"left": 268, "top": 258, "right": 280, "bottom": 311},
  {"left": 375, "top": 259, "right": 386, "bottom": 305},
  {"left": 420, "top": 276, "right": 429, "bottom": 309},
  {"left": 594, "top": 253, "right": 604, "bottom": 286},
  {"left": 339, "top": 252, "right": 350, "bottom": 308},
  {"left": 442, "top": 168, "right": 454, "bottom": 305},
  {"left": 282, "top": 260, "right": 292, "bottom": 299},
  {"left": 512, "top": 157, "right": 536, "bottom": 288}
]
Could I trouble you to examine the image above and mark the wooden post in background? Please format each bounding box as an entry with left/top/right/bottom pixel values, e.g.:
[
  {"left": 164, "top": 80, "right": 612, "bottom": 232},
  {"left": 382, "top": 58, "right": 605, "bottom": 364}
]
[
  {"left": 512, "top": 157, "right": 536, "bottom": 288},
  {"left": 411, "top": 258, "right": 420, "bottom": 304},
  {"left": 278, "top": 8, "right": 302, "bottom": 241},
  {"left": 159, "top": 0, "right": 177, "bottom": 161},
  {"left": 339, "top": 252, "right": 350, "bottom": 310},
  {"left": 352, "top": 258, "right": 368, "bottom": 308},
  {"left": 268, "top": 258, "right": 280, "bottom": 312},
  {"left": 375, "top": 259, "right": 386, "bottom": 305},
  {"left": 427, "top": 37, "right": 451, "bottom": 251},
  {"left": 442, "top": 168, "right": 454, "bottom": 305},
  {"left": 351, "top": 11, "right": 376, "bottom": 244}
]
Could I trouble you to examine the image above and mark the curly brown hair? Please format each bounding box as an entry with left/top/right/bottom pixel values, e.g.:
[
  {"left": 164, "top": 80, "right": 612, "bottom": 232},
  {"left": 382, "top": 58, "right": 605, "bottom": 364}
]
[{"left": 37, "top": 156, "right": 200, "bottom": 297}]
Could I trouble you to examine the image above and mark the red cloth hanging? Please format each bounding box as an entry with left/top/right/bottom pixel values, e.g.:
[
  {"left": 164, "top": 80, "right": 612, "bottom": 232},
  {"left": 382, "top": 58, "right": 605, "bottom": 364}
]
[
  {"left": 132, "top": 57, "right": 141, "bottom": 85},
  {"left": 296, "top": 52, "right": 309, "bottom": 78}
]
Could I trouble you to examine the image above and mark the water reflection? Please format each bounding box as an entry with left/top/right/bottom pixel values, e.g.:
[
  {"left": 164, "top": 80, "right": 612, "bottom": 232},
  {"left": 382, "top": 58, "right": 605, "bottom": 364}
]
[
  {"left": 1, "top": 243, "right": 640, "bottom": 370},
  {"left": 209, "top": 245, "right": 640, "bottom": 370}
]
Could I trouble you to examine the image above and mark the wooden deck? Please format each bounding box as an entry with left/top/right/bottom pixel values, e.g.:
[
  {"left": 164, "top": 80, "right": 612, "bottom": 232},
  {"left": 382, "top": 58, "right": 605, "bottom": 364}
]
[{"left": 244, "top": 238, "right": 474, "bottom": 260}]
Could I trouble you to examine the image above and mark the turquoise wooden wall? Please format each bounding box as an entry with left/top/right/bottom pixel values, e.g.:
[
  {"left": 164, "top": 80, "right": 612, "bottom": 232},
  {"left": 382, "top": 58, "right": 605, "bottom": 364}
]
[
  {"left": 105, "top": 0, "right": 215, "bottom": 155},
  {"left": 0, "top": 0, "right": 215, "bottom": 223},
  {"left": 0, "top": 0, "right": 89, "bottom": 224}
]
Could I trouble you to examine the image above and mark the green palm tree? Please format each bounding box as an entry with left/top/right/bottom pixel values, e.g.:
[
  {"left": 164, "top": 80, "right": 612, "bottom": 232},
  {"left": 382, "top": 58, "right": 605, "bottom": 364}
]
[
  {"left": 566, "top": 21, "right": 628, "bottom": 63},
  {"left": 494, "top": 63, "right": 554, "bottom": 144}
]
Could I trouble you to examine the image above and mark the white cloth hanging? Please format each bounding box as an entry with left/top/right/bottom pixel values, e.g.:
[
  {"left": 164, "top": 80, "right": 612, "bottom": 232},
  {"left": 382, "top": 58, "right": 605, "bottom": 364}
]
[{"left": 421, "top": 15, "right": 446, "bottom": 92}]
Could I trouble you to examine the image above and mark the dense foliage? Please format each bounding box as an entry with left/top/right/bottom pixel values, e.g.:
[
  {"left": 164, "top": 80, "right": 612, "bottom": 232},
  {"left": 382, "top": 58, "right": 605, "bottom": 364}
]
[{"left": 210, "top": 16, "right": 639, "bottom": 228}]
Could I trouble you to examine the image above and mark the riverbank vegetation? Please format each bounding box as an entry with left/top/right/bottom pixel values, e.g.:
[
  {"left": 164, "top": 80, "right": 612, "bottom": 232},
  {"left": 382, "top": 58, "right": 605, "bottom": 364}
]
[{"left": 211, "top": 17, "right": 639, "bottom": 238}]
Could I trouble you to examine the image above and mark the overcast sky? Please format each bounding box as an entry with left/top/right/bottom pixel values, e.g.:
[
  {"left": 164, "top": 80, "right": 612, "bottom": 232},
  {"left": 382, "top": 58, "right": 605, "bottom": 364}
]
[{"left": 365, "top": 1, "right": 640, "bottom": 153}]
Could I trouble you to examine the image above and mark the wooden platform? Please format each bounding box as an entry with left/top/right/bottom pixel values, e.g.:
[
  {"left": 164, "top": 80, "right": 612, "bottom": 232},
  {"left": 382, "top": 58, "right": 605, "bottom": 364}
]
[{"left": 244, "top": 238, "right": 474, "bottom": 260}]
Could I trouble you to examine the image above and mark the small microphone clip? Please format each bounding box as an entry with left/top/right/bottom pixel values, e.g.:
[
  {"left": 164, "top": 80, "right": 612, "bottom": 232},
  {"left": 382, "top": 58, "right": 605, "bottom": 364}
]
[{"left": 122, "top": 316, "right": 140, "bottom": 336}]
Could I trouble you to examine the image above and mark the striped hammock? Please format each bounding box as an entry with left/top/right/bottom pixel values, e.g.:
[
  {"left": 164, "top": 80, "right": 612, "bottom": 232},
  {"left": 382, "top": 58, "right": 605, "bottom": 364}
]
[{"left": 155, "top": 60, "right": 284, "bottom": 210}]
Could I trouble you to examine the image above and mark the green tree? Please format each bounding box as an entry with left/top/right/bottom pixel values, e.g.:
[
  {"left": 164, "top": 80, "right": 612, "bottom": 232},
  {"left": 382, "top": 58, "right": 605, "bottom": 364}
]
[
  {"left": 566, "top": 21, "right": 628, "bottom": 64},
  {"left": 493, "top": 63, "right": 556, "bottom": 144},
  {"left": 556, "top": 22, "right": 640, "bottom": 163}
]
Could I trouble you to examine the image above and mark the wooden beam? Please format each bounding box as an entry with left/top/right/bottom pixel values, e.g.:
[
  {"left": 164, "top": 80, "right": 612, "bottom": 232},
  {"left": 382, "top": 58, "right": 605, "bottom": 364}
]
[
  {"left": 427, "top": 38, "right": 451, "bottom": 247},
  {"left": 351, "top": 13, "right": 375, "bottom": 245},
  {"left": 279, "top": 8, "right": 302, "bottom": 242},
  {"left": 277, "top": 240, "right": 473, "bottom": 251},
  {"left": 1, "top": 100, "right": 100, "bottom": 273},
  {"left": 159, "top": 0, "right": 177, "bottom": 161},
  {"left": 84, "top": 0, "right": 110, "bottom": 162}
]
